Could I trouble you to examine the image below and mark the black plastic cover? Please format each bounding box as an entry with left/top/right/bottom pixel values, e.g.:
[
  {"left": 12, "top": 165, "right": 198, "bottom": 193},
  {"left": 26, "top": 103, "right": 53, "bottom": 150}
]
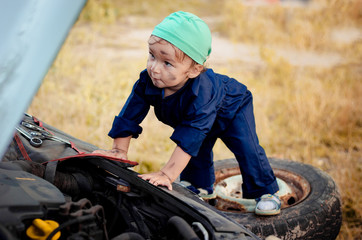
[{"left": 0, "top": 168, "right": 65, "bottom": 228}]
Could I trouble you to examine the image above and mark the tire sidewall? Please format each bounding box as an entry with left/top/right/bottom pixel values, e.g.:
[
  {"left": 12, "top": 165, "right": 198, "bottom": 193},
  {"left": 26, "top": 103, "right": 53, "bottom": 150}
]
[{"left": 213, "top": 158, "right": 342, "bottom": 240}]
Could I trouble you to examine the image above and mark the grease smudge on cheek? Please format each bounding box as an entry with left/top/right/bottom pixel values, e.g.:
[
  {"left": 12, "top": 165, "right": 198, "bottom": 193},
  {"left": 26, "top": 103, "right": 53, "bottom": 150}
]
[{"left": 168, "top": 72, "right": 177, "bottom": 81}]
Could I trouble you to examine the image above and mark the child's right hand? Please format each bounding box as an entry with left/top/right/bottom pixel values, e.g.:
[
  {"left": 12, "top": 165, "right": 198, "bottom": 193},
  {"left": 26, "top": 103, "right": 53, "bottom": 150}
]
[
  {"left": 92, "top": 149, "right": 128, "bottom": 160},
  {"left": 138, "top": 171, "right": 173, "bottom": 191}
]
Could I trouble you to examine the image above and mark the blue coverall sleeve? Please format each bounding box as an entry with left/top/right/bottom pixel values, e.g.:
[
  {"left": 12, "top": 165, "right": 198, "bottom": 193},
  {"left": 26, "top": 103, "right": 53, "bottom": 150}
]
[
  {"left": 108, "top": 78, "right": 150, "bottom": 139},
  {"left": 170, "top": 80, "right": 220, "bottom": 157}
]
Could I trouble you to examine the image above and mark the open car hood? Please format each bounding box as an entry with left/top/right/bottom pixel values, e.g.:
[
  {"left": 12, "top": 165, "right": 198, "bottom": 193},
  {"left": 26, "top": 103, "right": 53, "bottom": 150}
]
[{"left": 0, "top": 0, "right": 86, "bottom": 159}]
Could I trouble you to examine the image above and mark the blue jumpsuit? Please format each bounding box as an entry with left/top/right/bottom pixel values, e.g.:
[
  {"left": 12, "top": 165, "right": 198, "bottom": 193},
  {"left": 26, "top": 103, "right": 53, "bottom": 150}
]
[{"left": 109, "top": 69, "right": 279, "bottom": 199}]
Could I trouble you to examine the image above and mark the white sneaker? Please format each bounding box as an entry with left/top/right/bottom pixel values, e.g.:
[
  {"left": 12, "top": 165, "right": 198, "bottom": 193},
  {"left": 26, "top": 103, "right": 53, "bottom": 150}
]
[{"left": 255, "top": 194, "right": 281, "bottom": 216}]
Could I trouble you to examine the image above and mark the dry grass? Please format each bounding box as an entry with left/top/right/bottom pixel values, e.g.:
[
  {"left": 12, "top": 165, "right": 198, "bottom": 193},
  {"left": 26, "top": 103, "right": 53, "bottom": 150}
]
[{"left": 28, "top": 0, "right": 361, "bottom": 238}]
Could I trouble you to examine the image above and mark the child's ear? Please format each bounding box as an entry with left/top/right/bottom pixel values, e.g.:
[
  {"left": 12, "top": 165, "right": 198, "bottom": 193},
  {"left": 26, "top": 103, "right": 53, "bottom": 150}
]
[{"left": 188, "top": 64, "right": 204, "bottom": 78}]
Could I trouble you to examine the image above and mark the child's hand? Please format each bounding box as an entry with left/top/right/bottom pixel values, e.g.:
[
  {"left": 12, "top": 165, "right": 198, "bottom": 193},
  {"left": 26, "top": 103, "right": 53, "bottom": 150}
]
[
  {"left": 92, "top": 149, "right": 128, "bottom": 160},
  {"left": 139, "top": 171, "right": 173, "bottom": 191}
]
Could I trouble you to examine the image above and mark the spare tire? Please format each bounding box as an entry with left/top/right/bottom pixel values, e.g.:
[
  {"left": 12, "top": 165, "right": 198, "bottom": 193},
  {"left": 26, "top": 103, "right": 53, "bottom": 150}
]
[{"left": 213, "top": 158, "right": 342, "bottom": 240}]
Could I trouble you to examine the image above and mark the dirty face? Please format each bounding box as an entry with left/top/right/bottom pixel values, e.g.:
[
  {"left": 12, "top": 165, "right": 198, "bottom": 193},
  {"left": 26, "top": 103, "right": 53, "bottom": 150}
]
[{"left": 147, "top": 36, "right": 201, "bottom": 97}]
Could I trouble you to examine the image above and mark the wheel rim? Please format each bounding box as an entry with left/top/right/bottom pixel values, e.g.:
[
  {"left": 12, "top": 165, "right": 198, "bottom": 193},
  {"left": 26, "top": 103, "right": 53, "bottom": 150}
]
[{"left": 214, "top": 167, "right": 311, "bottom": 212}]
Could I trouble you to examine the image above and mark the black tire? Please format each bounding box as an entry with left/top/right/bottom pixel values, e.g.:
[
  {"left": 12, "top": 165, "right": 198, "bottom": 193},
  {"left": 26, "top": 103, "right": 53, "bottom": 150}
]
[{"left": 213, "top": 158, "right": 342, "bottom": 240}]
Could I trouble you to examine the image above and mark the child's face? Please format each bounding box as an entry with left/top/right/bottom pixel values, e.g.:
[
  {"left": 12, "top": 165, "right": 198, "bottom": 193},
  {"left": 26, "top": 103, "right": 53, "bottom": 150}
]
[{"left": 147, "top": 36, "right": 202, "bottom": 95}]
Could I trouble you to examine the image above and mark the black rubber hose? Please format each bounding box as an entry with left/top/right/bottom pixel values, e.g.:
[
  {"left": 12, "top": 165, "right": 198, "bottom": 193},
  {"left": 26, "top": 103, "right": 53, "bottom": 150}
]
[
  {"left": 112, "top": 232, "right": 145, "bottom": 240},
  {"left": 167, "top": 216, "right": 200, "bottom": 240},
  {"left": 45, "top": 215, "right": 95, "bottom": 240}
]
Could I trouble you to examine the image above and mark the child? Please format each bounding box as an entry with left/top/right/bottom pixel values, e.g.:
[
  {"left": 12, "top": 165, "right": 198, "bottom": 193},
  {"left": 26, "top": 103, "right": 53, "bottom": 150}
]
[{"left": 94, "top": 11, "right": 281, "bottom": 215}]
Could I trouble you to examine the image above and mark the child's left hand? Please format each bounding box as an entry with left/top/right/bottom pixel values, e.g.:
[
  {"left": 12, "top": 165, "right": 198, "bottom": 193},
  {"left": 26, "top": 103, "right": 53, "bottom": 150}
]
[{"left": 138, "top": 171, "right": 173, "bottom": 191}]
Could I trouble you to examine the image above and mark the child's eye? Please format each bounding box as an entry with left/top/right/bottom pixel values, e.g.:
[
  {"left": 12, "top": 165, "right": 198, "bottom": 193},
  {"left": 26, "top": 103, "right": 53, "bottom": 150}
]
[
  {"left": 149, "top": 52, "right": 155, "bottom": 59},
  {"left": 165, "top": 61, "right": 173, "bottom": 67}
]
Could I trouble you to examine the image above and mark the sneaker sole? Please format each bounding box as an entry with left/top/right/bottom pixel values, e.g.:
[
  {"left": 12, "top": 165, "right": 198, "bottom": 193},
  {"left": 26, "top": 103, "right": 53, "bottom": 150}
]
[
  {"left": 200, "top": 193, "right": 217, "bottom": 200},
  {"left": 255, "top": 208, "right": 281, "bottom": 216}
]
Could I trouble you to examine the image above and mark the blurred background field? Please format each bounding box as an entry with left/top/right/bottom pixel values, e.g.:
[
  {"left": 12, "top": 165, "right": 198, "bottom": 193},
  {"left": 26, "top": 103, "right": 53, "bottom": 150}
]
[{"left": 27, "top": 0, "right": 361, "bottom": 239}]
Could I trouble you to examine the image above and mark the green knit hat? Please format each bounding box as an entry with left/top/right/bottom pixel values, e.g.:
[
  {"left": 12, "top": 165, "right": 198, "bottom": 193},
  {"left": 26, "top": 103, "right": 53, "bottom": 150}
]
[{"left": 152, "top": 11, "right": 212, "bottom": 65}]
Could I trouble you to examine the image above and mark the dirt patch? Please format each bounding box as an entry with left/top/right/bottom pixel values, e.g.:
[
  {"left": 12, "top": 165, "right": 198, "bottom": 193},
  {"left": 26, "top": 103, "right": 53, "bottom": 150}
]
[{"left": 72, "top": 16, "right": 362, "bottom": 69}]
